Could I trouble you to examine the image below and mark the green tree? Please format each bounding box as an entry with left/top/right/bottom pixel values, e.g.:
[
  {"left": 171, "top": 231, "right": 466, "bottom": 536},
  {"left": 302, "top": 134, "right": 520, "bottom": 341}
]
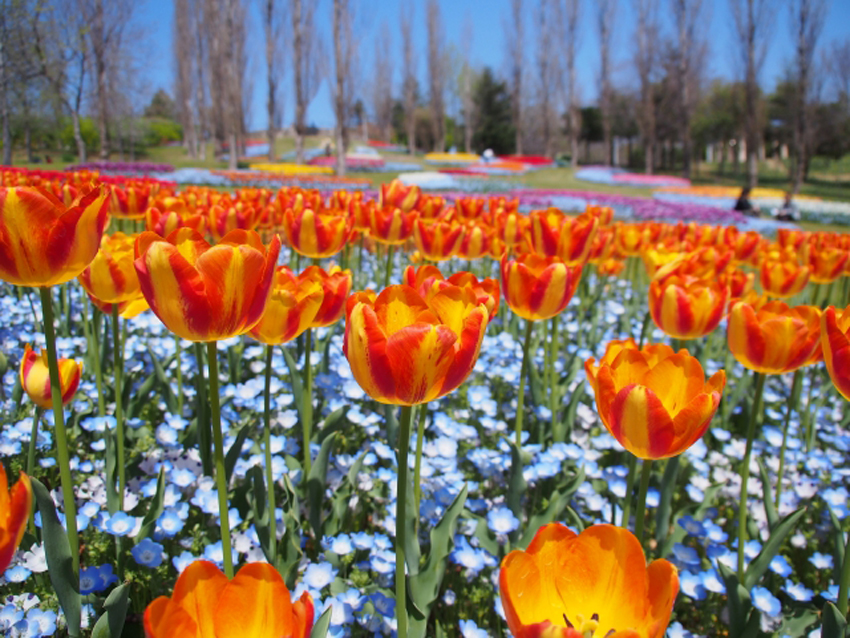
[
  {"left": 144, "top": 89, "right": 177, "bottom": 120},
  {"left": 471, "top": 68, "right": 514, "bottom": 155}
]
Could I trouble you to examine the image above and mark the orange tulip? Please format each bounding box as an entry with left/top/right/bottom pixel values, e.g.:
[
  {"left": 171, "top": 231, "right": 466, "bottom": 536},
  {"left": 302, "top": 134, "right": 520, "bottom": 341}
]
[
  {"left": 648, "top": 274, "right": 729, "bottom": 340},
  {"left": 404, "top": 264, "right": 500, "bottom": 320},
  {"left": 822, "top": 305, "right": 850, "bottom": 400},
  {"left": 728, "top": 268, "right": 755, "bottom": 298},
  {"left": 495, "top": 210, "right": 529, "bottom": 252},
  {"left": 368, "top": 206, "right": 417, "bottom": 245},
  {"left": 88, "top": 294, "right": 150, "bottom": 319},
  {"left": 379, "top": 179, "right": 420, "bottom": 212},
  {"left": 110, "top": 182, "right": 155, "bottom": 220},
  {"left": 0, "top": 466, "right": 32, "bottom": 574},
  {"left": 413, "top": 219, "right": 464, "bottom": 261},
  {"left": 78, "top": 232, "right": 142, "bottom": 305},
  {"left": 760, "top": 257, "right": 811, "bottom": 298},
  {"left": 807, "top": 246, "right": 848, "bottom": 284},
  {"left": 727, "top": 300, "right": 821, "bottom": 374},
  {"left": 597, "top": 258, "right": 625, "bottom": 277},
  {"left": 134, "top": 229, "right": 281, "bottom": 342},
  {"left": 500, "top": 523, "right": 678, "bottom": 638},
  {"left": 722, "top": 227, "right": 761, "bottom": 263},
  {"left": 458, "top": 223, "right": 493, "bottom": 260},
  {"left": 145, "top": 207, "right": 205, "bottom": 237},
  {"left": 585, "top": 339, "right": 725, "bottom": 459},
  {"left": 528, "top": 209, "right": 598, "bottom": 264},
  {"left": 283, "top": 206, "right": 353, "bottom": 259},
  {"left": 615, "top": 223, "right": 645, "bottom": 256},
  {"left": 248, "top": 267, "right": 324, "bottom": 344},
  {"left": 207, "top": 202, "right": 261, "bottom": 242},
  {"left": 20, "top": 344, "right": 82, "bottom": 409},
  {"left": 501, "top": 253, "right": 582, "bottom": 321},
  {"left": 144, "top": 560, "right": 313, "bottom": 638},
  {"left": 0, "top": 186, "right": 110, "bottom": 287},
  {"left": 344, "top": 284, "right": 488, "bottom": 405},
  {"left": 415, "top": 194, "right": 447, "bottom": 221},
  {"left": 302, "top": 265, "right": 353, "bottom": 328},
  {"left": 456, "top": 196, "right": 486, "bottom": 221}
]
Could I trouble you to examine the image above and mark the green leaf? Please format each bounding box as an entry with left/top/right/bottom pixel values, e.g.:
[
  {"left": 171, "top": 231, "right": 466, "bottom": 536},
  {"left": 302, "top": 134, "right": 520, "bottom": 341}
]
[
  {"left": 556, "top": 380, "right": 584, "bottom": 443},
  {"left": 136, "top": 468, "right": 166, "bottom": 543},
  {"left": 519, "top": 467, "right": 585, "bottom": 549},
  {"left": 104, "top": 430, "right": 119, "bottom": 515},
  {"left": 318, "top": 406, "right": 348, "bottom": 444},
  {"left": 507, "top": 442, "right": 526, "bottom": 521},
  {"left": 385, "top": 404, "right": 398, "bottom": 449},
  {"left": 91, "top": 582, "right": 130, "bottom": 638},
  {"left": 821, "top": 602, "right": 848, "bottom": 638},
  {"left": 744, "top": 506, "right": 806, "bottom": 589},
  {"left": 757, "top": 458, "right": 778, "bottom": 530},
  {"left": 147, "top": 345, "right": 176, "bottom": 413},
  {"left": 224, "top": 424, "right": 251, "bottom": 484},
  {"left": 401, "top": 466, "right": 421, "bottom": 577},
  {"left": 309, "top": 606, "right": 332, "bottom": 638},
  {"left": 307, "top": 433, "right": 337, "bottom": 537},
  {"left": 407, "top": 485, "right": 468, "bottom": 637},
  {"left": 127, "top": 372, "right": 157, "bottom": 419},
  {"left": 31, "top": 478, "right": 81, "bottom": 638},
  {"left": 776, "top": 608, "right": 819, "bottom": 638},
  {"left": 280, "top": 346, "right": 304, "bottom": 422},
  {"left": 717, "top": 563, "right": 760, "bottom": 638},
  {"left": 248, "top": 466, "right": 274, "bottom": 563},
  {"left": 472, "top": 514, "right": 500, "bottom": 555},
  {"left": 828, "top": 504, "right": 845, "bottom": 587},
  {"left": 655, "top": 455, "right": 681, "bottom": 546}
]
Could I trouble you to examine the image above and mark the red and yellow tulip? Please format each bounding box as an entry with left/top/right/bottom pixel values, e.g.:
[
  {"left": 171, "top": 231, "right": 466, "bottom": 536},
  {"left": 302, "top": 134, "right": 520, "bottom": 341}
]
[
  {"left": 528, "top": 209, "right": 598, "bottom": 264},
  {"left": 78, "top": 232, "right": 143, "bottom": 305},
  {"left": 500, "top": 523, "right": 678, "bottom": 638},
  {"left": 727, "top": 300, "right": 821, "bottom": 374},
  {"left": 302, "top": 265, "right": 353, "bottom": 328},
  {"left": 379, "top": 179, "right": 420, "bottom": 212},
  {"left": 134, "top": 228, "right": 281, "bottom": 342},
  {"left": 144, "top": 560, "right": 313, "bottom": 638},
  {"left": 368, "top": 206, "right": 417, "bottom": 245},
  {"left": 20, "top": 344, "right": 82, "bottom": 409},
  {"left": 283, "top": 206, "right": 353, "bottom": 259},
  {"left": 404, "top": 264, "right": 500, "bottom": 320},
  {"left": 207, "top": 202, "right": 262, "bottom": 242},
  {"left": 821, "top": 305, "right": 850, "bottom": 401},
  {"left": 759, "top": 257, "right": 811, "bottom": 298},
  {"left": 0, "top": 465, "right": 32, "bottom": 574},
  {"left": 413, "top": 219, "right": 464, "bottom": 261},
  {"left": 501, "top": 253, "right": 582, "bottom": 322},
  {"left": 0, "top": 186, "right": 110, "bottom": 287},
  {"left": 585, "top": 339, "right": 725, "bottom": 459},
  {"left": 145, "top": 207, "right": 205, "bottom": 237},
  {"left": 343, "top": 284, "right": 488, "bottom": 405},
  {"left": 648, "top": 274, "right": 729, "bottom": 340}
]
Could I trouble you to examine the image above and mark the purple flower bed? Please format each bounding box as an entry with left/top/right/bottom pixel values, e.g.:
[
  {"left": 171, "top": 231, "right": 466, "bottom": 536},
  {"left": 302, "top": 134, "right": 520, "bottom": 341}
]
[{"left": 66, "top": 161, "right": 175, "bottom": 175}]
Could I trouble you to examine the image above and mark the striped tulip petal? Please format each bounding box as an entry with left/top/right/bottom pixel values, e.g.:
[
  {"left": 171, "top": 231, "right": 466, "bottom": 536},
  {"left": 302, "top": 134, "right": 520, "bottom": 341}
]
[
  {"left": 19, "top": 344, "right": 82, "bottom": 409},
  {"left": 501, "top": 253, "right": 582, "bottom": 322},
  {"left": 78, "top": 232, "right": 142, "bottom": 304},
  {"left": 821, "top": 305, "right": 850, "bottom": 401},
  {"left": 0, "top": 466, "right": 32, "bottom": 575}
]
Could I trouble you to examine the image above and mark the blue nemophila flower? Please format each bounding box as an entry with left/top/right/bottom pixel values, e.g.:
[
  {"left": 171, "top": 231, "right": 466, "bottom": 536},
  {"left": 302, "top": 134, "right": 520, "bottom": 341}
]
[
  {"left": 459, "top": 619, "right": 490, "bottom": 638},
  {"left": 172, "top": 550, "right": 197, "bottom": 573},
  {"left": 303, "top": 562, "right": 337, "bottom": 590},
  {"left": 0, "top": 604, "right": 23, "bottom": 631},
  {"left": 769, "top": 555, "right": 793, "bottom": 577},
  {"left": 202, "top": 542, "right": 224, "bottom": 566},
  {"left": 4, "top": 565, "right": 31, "bottom": 583},
  {"left": 322, "top": 534, "right": 354, "bottom": 556},
  {"left": 487, "top": 507, "right": 520, "bottom": 535},
  {"left": 80, "top": 567, "right": 101, "bottom": 595},
  {"left": 784, "top": 581, "right": 814, "bottom": 602},
  {"left": 700, "top": 569, "right": 725, "bottom": 594},
  {"left": 678, "top": 515, "right": 706, "bottom": 537},
  {"left": 809, "top": 552, "right": 833, "bottom": 569},
  {"left": 751, "top": 586, "right": 781, "bottom": 616},
  {"left": 680, "top": 571, "right": 707, "bottom": 600},
  {"left": 131, "top": 538, "right": 164, "bottom": 568},
  {"left": 369, "top": 592, "right": 395, "bottom": 618},
  {"left": 24, "top": 609, "right": 57, "bottom": 637},
  {"left": 103, "top": 512, "right": 135, "bottom": 537},
  {"left": 157, "top": 509, "right": 185, "bottom": 537}
]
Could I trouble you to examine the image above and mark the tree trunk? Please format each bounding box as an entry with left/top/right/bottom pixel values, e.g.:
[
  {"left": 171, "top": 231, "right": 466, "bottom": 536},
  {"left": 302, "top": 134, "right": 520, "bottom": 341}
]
[
  {"left": 265, "top": 0, "right": 276, "bottom": 162},
  {"left": 0, "top": 32, "right": 10, "bottom": 166},
  {"left": 333, "top": 0, "right": 346, "bottom": 176},
  {"left": 292, "top": 0, "right": 305, "bottom": 164},
  {"left": 71, "top": 110, "right": 86, "bottom": 163}
]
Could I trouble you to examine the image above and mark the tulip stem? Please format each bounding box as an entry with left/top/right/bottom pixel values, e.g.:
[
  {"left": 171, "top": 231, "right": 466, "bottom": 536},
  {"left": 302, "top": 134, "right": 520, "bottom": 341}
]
[
  {"left": 633, "top": 458, "right": 653, "bottom": 548},
  {"left": 90, "top": 306, "right": 105, "bottom": 417},
  {"left": 175, "top": 334, "right": 184, "bottom": 417},
  {"left": 621, "top": 453, "right": 637, "bottom": 526},
  {"left": 412, "top": 403, "right": 428, "bottom": 534},
  {"left": 207, "top": 340, "right": 234, "bottom": 579},
  {"left": 383, "top": 244, "right": 395, "bottom": 288},
  {"left": 395, "top": 404, "right": 414, "bottom": 638},
  {"left": 26, "top": 407, "right": 42, "bottom": 481},
  {"left": 738, "top": 371, "right": 765, "bottom": 579},
  {"left": 775, "top": 369, "right": 802, "bottom": 508},
  {"left": 838, "top": 527, "right": 850, "bottom": 618},
  {"left": 302, "top": 327, "right": 314, "bottom": 475},
  {"left": 194, "top": 342, "right": 212, "bottom": 476},
  {"left": 549, "top": 315, "right": 560, "bottom": 434},
  {"left": 514, "top": 319, "right": 535, "bottom": 448},
  {"left": 111, "top": 306, "right": 125, "bottom": 510},
  {"left": 263, "top": 344, "right": 277, "bottom": 561},
  {"left": 38, "top": 286, "right": 80, "bottom": 577}
]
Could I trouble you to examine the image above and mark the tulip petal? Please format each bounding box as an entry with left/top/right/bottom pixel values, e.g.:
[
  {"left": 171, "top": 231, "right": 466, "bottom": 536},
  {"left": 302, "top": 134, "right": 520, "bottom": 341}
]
[
  {"left": 170, "top": 560, "right": 228, "bottom": 638},
  {"left": 214, "top": 563, "right": 294, "bottom": 638}
]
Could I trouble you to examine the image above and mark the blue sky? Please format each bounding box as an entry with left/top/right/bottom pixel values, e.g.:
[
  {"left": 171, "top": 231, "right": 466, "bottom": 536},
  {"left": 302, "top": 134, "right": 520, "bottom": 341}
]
[{"left": 135, "top": 0, "right": 850, "bottom": 131}]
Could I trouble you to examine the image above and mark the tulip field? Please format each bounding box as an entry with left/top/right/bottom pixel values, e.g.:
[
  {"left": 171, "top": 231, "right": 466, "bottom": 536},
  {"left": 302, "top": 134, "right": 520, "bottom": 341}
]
[{"left": 1, "top": 167, "right": 850, "bottom": 638}]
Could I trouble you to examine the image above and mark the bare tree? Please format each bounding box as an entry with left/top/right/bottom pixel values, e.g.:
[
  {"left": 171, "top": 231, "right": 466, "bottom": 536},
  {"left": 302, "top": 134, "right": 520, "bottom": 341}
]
[
  {"left": 730, "top": 0, "right": 776, "bottom": 188},
  {"left": 536, "top": 0, "right": 557, "bottom": 157},
  {"left": 426, "top": 0, "right": 445, "bottom": 151},
  {"left": 671, "top": 0, "right": 706, "bottom": 178},
  {"left": 633, "top": 0, "right": 658, "bottom": 173},
  {"left": 332, "top": 0, "right": 350, "bottom": 175},
  {"left": 459, "top": 16, "right": 475, "bottom": 153},
  {"left": 789, "top": 0, "right": 826, "bottom": 191},
  {"left": 401, "top": 1, "right": 416, "bottom": 154},
  {"left": 263, "top": 0, "right": 284, "bottom": 161},
  {"left": 372, "top": 26, "right": 393, "bottom": 142},
  {"left": 506, "top": 0, "right": 524, "bottom": 154},
  {"left": 831, "top": 40, "right": 850, "bottom": 102},
  {"left": 291, "top": 0, "right": 320, "bottom": 163},
  {"left": 175, "top": 0, "right": 197, "bottom": 158},
  {"left": 597, "top": 0, "right": 616, "bottom": 165},
  {"left": 557, "top": 0, "right": 581, "bottom": 167}
]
